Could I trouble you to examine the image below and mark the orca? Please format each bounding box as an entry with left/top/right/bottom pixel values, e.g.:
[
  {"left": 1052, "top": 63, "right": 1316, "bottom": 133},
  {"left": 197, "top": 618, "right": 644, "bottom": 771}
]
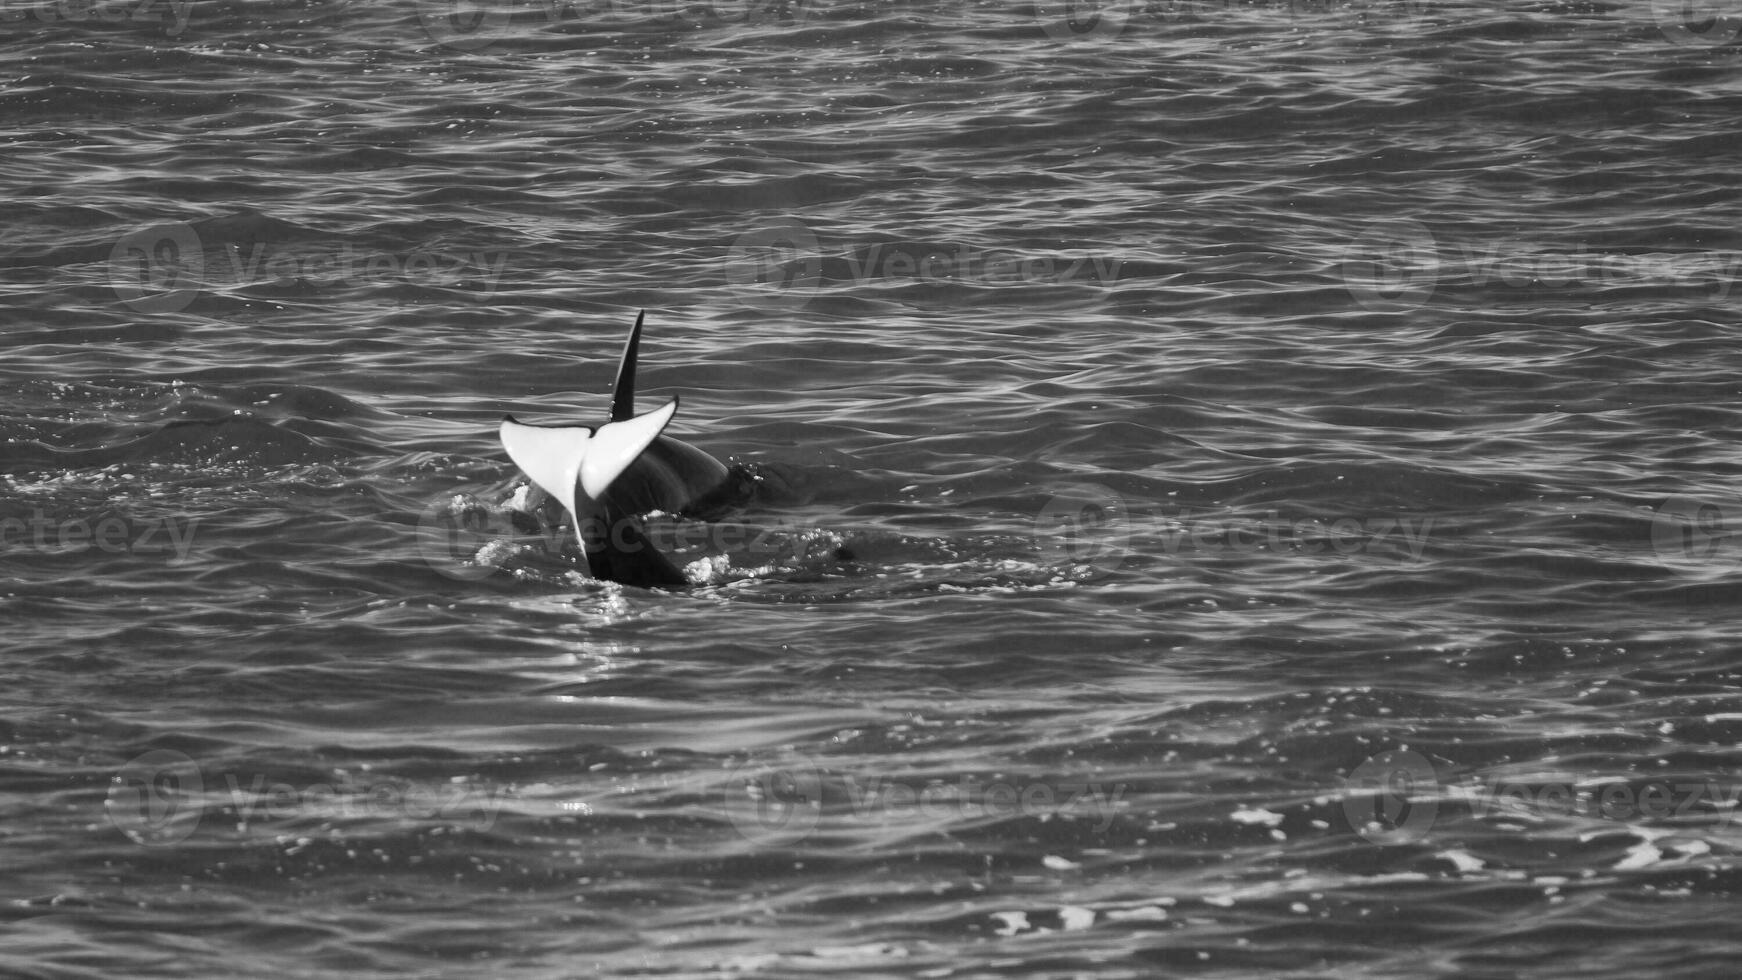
[{"left": 499, "top": 312, "right": 734, "bottom": 588}]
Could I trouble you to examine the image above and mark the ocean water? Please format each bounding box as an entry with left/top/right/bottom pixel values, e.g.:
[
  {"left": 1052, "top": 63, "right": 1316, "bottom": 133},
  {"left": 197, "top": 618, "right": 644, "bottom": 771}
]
[{"left": 5, "top": 0, "right": 1742, "bottom": 975}]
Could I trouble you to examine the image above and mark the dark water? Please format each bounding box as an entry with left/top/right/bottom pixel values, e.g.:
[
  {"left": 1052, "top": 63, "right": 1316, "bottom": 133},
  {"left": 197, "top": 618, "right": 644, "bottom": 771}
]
[{"left": 6, "top": 0, "right": 1742, "bottom": 975}]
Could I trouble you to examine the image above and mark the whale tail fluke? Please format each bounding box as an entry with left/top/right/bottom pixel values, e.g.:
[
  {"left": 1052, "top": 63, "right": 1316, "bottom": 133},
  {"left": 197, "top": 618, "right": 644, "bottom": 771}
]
[
  {"left": 499, "top": 397, "right": 678, "bottom": 510},
  {"left": 496, "top": 312, "right": 705, "bottom": 588}
]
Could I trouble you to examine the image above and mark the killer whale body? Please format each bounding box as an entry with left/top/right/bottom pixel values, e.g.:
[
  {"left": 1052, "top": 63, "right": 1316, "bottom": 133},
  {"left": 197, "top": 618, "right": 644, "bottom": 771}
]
[{"left": 499, "top": 312, "right": 734, "bottom": 588}]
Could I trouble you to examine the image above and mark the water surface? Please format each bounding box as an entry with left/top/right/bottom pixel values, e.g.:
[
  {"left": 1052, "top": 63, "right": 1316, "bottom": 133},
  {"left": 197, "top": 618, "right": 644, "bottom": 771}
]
[{"left": 5, "top": 1, "right": 1742, "bottom": 976}]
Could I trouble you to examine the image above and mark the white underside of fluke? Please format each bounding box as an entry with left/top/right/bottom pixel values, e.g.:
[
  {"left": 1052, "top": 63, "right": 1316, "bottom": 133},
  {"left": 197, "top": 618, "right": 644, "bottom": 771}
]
[{"left": 499, "top": 398, "right": 679, "bottom": 533}]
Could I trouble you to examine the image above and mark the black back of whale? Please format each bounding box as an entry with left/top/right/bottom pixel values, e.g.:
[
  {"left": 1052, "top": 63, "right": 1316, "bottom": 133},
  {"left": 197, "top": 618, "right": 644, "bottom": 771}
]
[
  {"left": 578, "top": 436, "right": 733, "bottom": 588},
  {"left": 604, "top": 436, "right": 731, "bottom": 516}
]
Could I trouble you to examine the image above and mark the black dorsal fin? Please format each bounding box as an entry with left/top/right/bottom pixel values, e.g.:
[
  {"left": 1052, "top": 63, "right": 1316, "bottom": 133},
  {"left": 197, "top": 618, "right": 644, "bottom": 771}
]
[{"left": 610, "top": 310, "right": 645, "bottom": 422}]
